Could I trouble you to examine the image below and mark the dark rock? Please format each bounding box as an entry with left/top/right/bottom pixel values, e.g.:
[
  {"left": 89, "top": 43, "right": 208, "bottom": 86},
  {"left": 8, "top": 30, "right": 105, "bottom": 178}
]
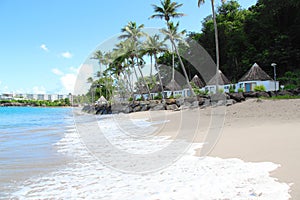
[
  {"left": 256, "top": 91, "right": 270, "bottom": 98},
  {"left": 267, "top": 91, "right": 276, "bottom": 97},
  {"left": 243, "top": 91, "right": 258, "bottom": 98},
  {"left": 150, "top": 104, "right": 166, "bottom": 111},
  {"left": 277, "top": 90, "right": 294, "bottom": 96},
  {"left": 190, "top": 101, "right": 199, "bottom": 109},
  {"left": 197, "top": 97, "right": 205, "bottom": 106},
  {"left": 166, "top": 104, "right": 179, "bottom": 110},
  {"left": 165, "top": 98, "right": 176, "bottom": 105},
  {"left": 184, "top": 97, "right": 198, "bottom": 104},
  {"left": 175, "top": 98, "right": 185, "bottom": 107},
  {"left": 228, "top": 92, "right": 245, "bottom": 102},
  {"left": 133, "top": 106, "right": 142, "bottom": 112},
  {"left": 226, "top": 99, "right": 236, "bottom": 106}
]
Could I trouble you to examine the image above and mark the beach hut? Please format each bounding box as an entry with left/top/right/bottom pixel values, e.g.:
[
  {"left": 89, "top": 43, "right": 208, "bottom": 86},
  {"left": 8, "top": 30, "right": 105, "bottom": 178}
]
[
  {"left": 205, "top": 70, "right": 231, "bottom": 93},
  {"left": 191, "top": 75, "right": 206, "bottom": 89},
  {"left": 165, "top": 79, "right": 183, "bottom": 98},
  {"left": 96, "top": 96, "right": 108, "bottom": 105},
  {"left": 150, "top": 82, "right": 165, "bottom": 99},
  {"left": 237, "top": 63, "right": 279, "bottom": 92}
]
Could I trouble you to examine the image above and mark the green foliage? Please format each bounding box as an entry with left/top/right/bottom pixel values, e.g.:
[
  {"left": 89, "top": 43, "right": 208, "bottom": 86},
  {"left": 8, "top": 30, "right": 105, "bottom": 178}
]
[
  {"left": 128, "top": 97, "right": 133, "bottom": 101},
  {"left": 238, "top": 88, "right": 244, "bottom": 93},
  {"left": 278, "top": 70, "right": 300, "bottom": 89},
  {"left": 254, "top": 85, "right": 266, "bottom": 92},
  {"left": 229, "top": 85, "right": 236, "bottom": 93},
  {"left": 136, "top": 97, "right": 143, "bottom": 101},
  {"left": 0, "top": 99, "right": 71, "bottom": 107},
  {"left": 154, "top": 92, "right": 163, "bottom": 100},
  {"left": 218, "top": 88, "right": 224, "bottom": 93},
  {"left": 175, "top": 94, "right": 182, "bottom": 99}
]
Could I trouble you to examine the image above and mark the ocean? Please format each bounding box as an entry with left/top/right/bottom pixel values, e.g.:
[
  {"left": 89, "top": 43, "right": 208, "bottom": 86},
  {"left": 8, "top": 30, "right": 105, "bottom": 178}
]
[
  {"left": 0, "top": 107, "right": 290, "bottom": 199},
  {"left": 0, "top": 107, "right": 74, "bottom": 198}
]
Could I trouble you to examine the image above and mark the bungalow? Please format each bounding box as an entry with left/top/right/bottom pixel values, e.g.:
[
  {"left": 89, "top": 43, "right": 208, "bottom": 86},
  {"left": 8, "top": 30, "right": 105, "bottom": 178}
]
[
  {"left": 237, "top": 63, "right": 279, "bottom": 92},
  {"left": 205, "top": 70, "right": 231, "bottom": 93}
]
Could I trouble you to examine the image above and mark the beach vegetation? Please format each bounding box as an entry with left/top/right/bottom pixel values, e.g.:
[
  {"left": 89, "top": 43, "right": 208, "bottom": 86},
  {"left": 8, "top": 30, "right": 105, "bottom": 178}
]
[
  {"left": 238, "top": 88, "right": 244, "bottom": 93},
  {"left": 254, "top": 85, "right": 266, "bottom": 92}
]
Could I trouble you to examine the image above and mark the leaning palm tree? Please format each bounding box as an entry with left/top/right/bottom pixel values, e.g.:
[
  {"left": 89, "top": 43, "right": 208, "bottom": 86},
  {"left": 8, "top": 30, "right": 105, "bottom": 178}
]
[
  {"left": 150, "top": 0, "right": 195, "bottom": 96},
  {"left": 197, "top": 0, "right": 226, "bottom": 93},
  {"left": 119, "top": 21, "right": 152, "bottom": 99},
  {"left": 160, "top": 22, "right": 195, "bottom": 96}
]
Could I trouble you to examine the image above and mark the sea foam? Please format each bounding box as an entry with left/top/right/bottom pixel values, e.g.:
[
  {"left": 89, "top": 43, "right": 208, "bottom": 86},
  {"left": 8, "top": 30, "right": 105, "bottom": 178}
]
[{"left": 10, "top": 114, "right": 291, "bottom": 200}]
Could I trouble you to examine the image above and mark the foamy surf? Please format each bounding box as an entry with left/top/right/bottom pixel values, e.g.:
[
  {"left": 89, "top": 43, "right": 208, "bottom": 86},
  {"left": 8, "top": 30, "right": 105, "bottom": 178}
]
[{"left": 9, "top": 115, "right": 290, "bottom": 200}]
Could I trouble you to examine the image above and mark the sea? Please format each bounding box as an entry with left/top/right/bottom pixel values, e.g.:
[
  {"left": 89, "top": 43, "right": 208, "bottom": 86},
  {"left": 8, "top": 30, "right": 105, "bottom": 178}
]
[{"left": 0, "top": 107, "right": 291, "bottom": 199}]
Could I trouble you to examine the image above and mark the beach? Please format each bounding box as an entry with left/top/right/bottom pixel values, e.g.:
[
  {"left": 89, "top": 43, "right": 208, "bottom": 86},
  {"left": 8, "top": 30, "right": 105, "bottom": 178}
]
[
  {"left": 2, "top": 99, "right": 299, "bottom": 199},
  {"left": 143, "top": 98, "right": 300, "bottom": 199}
]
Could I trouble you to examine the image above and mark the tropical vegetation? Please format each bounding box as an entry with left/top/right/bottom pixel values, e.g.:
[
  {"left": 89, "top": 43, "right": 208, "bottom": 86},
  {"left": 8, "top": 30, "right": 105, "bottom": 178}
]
[{"left": 86, "top": 0, "right": 300, "bottom": 102}]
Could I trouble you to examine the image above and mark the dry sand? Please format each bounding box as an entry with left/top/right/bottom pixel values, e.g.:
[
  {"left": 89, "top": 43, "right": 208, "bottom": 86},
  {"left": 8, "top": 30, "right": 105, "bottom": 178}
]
[{"left": 128, "top": 98, "right": 300, "bottom": 199}]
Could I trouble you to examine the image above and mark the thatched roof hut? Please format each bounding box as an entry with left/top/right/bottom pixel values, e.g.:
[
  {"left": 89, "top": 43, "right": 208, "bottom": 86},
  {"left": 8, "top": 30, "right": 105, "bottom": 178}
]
[
  {"left": 165, "top": 79, "right": 182, "bottom": 91},
  {"left": 96, "top": 96, "right": 107, "bottom": 105},
  {"left": 191, "top": 75, "right": 205, "bottom": 88},
  {"left": 150, "top": 82, "right": 164, "bottom": 93},
  {"left": 239, "top": 63, "right": 273, "bottom": 82},
  {"left": 207, "top": 70, "right": 231, "bottom": 85}
]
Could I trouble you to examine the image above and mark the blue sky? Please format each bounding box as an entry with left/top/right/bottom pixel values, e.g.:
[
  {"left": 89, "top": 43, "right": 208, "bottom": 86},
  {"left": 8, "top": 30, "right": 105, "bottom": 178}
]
[{"left": 0, "top": 0, "right": 257, "bottom": 94}]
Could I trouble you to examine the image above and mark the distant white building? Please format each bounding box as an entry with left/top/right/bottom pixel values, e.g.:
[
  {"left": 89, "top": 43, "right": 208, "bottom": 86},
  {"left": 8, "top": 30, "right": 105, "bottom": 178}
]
[
  {"left": 237, "top": 63, "right": 279, "bottom": 92},
  {"left": 0, "top": 93, "right": 72, "bottom": 102}
]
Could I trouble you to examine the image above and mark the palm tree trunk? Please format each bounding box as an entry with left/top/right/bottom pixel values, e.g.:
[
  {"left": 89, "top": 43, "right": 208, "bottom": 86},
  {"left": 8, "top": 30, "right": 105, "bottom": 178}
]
[
  {"left": 136, "top": 57, "right": 152, "bottom": 100},
  {"left": 171, "top": 45, "right": 175, "bottom": 95},
  {"left": 170, "top": 39, "right": 195, "bottom": 97},
  {"left": 154, "top": 54, "right": 165, "bottom": 99},
  {"left": 211, "top": 0, "right": 220, "bottom": 93}
]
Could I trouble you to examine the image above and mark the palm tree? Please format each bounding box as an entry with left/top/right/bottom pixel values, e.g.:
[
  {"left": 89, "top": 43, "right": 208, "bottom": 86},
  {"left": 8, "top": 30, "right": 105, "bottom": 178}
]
[
  {"left": 161, "top": 22, "right": 195, "bottom": 96},
  {"left": 149, "top": 0, "right": 185, "bottom": 24},
  {"left": 150, "top": 0, "right": 195, "bottom": 96},
  {"left": 92, "top": 50, "right": 104, "bottom": 78},
  {"left": 119, "top": 21, "right": 152, "bottom": 99},
  {"left": 142, "top": 34, "right": 168, "bottom": 97},
  {"left": 197, "top": 0, "right": 226, "bottom": 93}
]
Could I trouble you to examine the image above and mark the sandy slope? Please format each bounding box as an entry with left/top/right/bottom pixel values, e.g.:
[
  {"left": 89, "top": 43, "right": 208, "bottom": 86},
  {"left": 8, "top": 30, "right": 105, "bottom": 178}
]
[{"left": 128, "top": 98, "right": 300, "bottom": 199}]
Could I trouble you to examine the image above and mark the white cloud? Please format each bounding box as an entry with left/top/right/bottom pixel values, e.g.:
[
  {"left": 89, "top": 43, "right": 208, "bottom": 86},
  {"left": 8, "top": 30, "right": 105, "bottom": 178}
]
[
  {"left": 32, "top": 86, "right": 46, "bottom": 94},
  {"left": 60, "top": 73, "right": 76, "bottom": 93},
  {"left": 40, "top": 44, "right": 49, "bottom": 51},
  {"left": 61, "top": 51, "right": 73, "bottom": 59},
  {"left": 52, "top": 68, "right": 64, "bottom": 76}
]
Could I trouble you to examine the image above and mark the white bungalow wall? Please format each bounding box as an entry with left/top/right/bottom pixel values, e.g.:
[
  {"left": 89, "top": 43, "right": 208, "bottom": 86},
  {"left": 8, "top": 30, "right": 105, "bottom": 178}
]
[{"left": 236, "top": 80, "right": 280, "bottom": 92}]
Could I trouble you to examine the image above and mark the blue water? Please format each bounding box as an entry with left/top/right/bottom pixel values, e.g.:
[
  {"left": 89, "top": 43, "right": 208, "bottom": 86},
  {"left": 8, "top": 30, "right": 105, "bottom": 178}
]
[{"left": 0, "top": 107, "right": 74, "bottom": 196}]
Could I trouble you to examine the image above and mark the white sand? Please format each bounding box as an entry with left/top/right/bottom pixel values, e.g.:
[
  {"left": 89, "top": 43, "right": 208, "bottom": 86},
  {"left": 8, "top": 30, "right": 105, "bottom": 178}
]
[{"left": 10, "top": 99, "right": 300, "bottom": 199}]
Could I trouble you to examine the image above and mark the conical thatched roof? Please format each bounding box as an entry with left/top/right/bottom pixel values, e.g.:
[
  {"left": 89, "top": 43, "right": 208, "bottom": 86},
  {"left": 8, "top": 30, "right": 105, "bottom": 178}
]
[
  {"left": 136, "top": 85, "right": 148, "bottom": 94},
  {"left": 191, "top": 75, "right": 205, "bottom": 88},
  {"left": 239, "top": 63, "right": 273, "bottom": 82},
  {"left": 97, "top": 96, "right": 107, "bottom": 104},
  {"left": 207, "top": 70, "right": 231, "bottom": 85},
  {"left": 165, "top": 79, "right": 182, "bottom": 91},
  {"left": 150, "top": 82, "right": 164, "bottom": 93}
]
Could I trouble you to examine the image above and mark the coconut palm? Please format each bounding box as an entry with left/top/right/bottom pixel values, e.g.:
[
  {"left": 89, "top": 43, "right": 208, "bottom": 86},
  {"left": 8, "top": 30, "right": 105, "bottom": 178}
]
[
  {"left": 92, "top": 50, "right": 104, "bottom": 78},
  {"left": 141, "top": 34, "right": 168, "bottom": 97},
  {"left": 149, "top": 0, "right": 185, "bottom": 24},
  {"left": 160, "top": 22, "right": 195, "bottom": 96},
  {"left": 119, "top": 21, "right": 152, "bottom": 99},
  {"left": 197, "top": 0, "right": 226, "bottom": 93},
  {"left": 150, "top": 0, "right": 195, "bottom": 96}
]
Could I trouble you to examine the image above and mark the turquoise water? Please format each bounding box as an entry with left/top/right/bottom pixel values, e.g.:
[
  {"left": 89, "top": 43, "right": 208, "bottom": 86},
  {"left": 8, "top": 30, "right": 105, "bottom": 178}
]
[{"left": 0, "top": 107, "right": 74, "bottom": 197}]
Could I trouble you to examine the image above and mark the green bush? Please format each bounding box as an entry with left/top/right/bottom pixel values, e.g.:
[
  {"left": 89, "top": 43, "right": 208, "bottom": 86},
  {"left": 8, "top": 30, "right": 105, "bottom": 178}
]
[
  {"left": 254, "top": 85, "right": 266, "bottom": 92},
  {"left": 128, "top": 97, "right": 133, "bottom": 101},
  {"left": 229, "top": 85, "right": 235, "bottom": 93},
  {"left": 238, "top": 88, "right": 244, "bottom": 93},
  {"left": 175, "top": 94, "right": 182, "bottom": 99},
  {"left": 218, "top": 88, "right": 224, "bottom": 93}
]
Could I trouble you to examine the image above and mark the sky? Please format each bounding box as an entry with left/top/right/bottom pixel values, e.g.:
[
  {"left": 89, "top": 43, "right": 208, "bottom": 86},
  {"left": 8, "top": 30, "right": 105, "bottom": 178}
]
[{"left": 0, "top": 0, "right": 257, "bottom": 95}]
